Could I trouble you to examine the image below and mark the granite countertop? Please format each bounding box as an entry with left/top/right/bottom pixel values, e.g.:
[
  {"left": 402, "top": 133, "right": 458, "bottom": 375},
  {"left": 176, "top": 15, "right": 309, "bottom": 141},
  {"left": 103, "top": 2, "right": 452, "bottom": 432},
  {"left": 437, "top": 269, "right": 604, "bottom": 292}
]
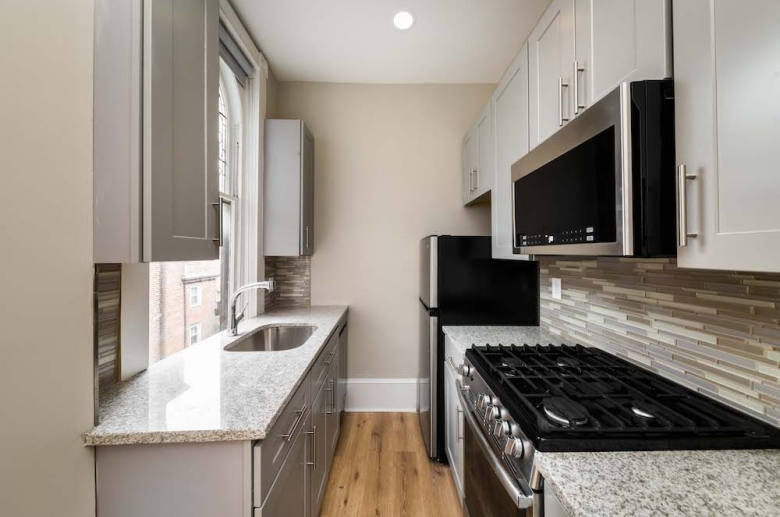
[
  {"left": 442, "top": 325, "right": 568, "bottom": 355},
  {"left": 85, "top": 306, "right": 348, "bottom": 446},
  {"left": 536, "top": 449, "right": 780, "bottom": 517}
]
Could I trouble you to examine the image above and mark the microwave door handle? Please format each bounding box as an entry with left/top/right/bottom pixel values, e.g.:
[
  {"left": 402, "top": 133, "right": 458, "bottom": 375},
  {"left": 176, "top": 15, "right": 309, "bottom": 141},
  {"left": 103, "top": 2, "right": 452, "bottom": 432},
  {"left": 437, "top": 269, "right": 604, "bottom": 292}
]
[{"left": 677, "top": 164, "right": 698, "bottom": 247}]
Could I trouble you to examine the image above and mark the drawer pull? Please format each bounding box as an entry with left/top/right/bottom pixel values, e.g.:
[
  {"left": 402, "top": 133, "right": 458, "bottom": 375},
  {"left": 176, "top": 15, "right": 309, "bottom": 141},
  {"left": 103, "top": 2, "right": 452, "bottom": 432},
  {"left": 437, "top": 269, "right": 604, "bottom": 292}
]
[
  {"left": 456, "top": 405, "right": 463, "bottom": 442},
  {"left": 281, "top": 405, "right": 307, "bottom": 441},
  {"left": 306, "top": 426, "right": 316, "bottom": 471}
]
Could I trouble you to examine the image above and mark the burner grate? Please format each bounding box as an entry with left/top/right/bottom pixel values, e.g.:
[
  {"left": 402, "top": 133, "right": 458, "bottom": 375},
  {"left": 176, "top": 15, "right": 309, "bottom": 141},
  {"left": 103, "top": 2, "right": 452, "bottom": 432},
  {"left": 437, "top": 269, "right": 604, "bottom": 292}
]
[{"left": 469, "top": 344, "right": 759, "bottom": 438}]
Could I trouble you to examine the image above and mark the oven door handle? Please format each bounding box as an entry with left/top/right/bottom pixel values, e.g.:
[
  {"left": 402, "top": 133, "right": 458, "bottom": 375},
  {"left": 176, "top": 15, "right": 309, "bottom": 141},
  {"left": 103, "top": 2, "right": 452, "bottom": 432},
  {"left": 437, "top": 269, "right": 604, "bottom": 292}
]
[{"left": 456, "top": 380, "right": 534, "bottom": 509}]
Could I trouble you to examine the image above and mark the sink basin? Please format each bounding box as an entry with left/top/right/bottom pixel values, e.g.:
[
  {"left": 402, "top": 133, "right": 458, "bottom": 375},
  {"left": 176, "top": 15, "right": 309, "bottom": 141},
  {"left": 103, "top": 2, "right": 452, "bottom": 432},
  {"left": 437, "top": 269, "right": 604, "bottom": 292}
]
[{"left": 224, "top": 325, "right": 315, "bottom": 352}]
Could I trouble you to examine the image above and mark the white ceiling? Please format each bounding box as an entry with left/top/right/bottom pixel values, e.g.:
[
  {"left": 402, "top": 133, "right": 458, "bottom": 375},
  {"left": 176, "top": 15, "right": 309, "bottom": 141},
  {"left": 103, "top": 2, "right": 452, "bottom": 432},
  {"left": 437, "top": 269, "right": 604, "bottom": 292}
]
[{"left": 231, "top": 0, "right": 552, "bottom": 84}]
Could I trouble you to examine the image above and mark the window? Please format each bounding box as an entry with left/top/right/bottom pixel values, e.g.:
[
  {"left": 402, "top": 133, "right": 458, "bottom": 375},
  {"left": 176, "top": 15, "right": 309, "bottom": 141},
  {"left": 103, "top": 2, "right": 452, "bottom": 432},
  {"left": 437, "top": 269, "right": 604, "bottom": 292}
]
[
  {"left": 189, "top": 323, "right": 201, "bottom": 345},
  {"left": 189, "top": 285, "right": 202, "bottom": 307},
  {"left": 148, "top": 60, "right": 247, "bottom": 366},
  {"left": 184, "top": 262, "right": 197, "bottom": 276}
]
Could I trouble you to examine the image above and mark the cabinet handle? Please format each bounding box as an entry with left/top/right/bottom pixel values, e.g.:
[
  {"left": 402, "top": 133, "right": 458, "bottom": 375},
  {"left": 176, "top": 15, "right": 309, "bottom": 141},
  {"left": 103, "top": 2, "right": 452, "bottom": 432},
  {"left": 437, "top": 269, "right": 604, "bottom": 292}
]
[
  {"left": 281, "top": 405, "right": 307, "bottom": 441},
  {"left": 677, "top": 164, "right": 698, "bottom": 247},
  {"left": 473, "top": 168, "right": 479, "bottom": 191},
  {"left": 558, "top": 77, "right": 570, "bottom": 127},
  {"left": 324, "top": 350, "right": 335, "bottom": 366},
  {"left": 211, "top": 199, "right": 223, "bottom": 246},
  {"left": 305, "top": 226, "right": 310, "bottom": 250},
  {"left": 456, "top": 405, "right": 463, "bottom": 442},
  {"left": 306, "top": 426, "right": 316, "bottom": 470},
  {"left": 446, "top": 356, "right": 459, "bottom": 371},
  {"left": 325, "top": 379, "right": 334, "bottom": 415},
  {"left": 468, "top": 169, "right": 473, "bottom": 192},
  {"left": 573, "top": 61, "right": 585, "bottom": 115}
]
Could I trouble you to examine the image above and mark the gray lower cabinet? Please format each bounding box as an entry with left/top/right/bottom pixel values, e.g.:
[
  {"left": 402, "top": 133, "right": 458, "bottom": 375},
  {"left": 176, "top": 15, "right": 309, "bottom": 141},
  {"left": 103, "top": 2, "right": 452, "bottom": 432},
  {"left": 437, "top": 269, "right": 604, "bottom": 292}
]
[
  {"left": 311, "top": 381, "right": 329, "bottom": 516},
  {"left": 96, "top": 316, "right": 348, "bottom": 517},
  {"left": 256, "top": 410, "right": 311, "bottom": 517}
]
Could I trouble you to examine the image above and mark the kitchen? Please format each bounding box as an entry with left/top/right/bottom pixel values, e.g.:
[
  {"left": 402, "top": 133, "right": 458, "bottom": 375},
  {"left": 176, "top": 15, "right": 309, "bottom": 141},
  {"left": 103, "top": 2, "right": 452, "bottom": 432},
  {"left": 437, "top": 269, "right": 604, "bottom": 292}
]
[{"left": 3, "top": 1, "right": 780, "bottom": 517}]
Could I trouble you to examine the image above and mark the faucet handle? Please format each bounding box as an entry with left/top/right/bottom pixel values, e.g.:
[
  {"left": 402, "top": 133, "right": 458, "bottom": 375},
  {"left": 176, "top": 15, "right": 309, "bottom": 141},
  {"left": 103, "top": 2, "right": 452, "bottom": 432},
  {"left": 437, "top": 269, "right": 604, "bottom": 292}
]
[{"left": 236, "top": 303, "right": 248, "bottom": 323}]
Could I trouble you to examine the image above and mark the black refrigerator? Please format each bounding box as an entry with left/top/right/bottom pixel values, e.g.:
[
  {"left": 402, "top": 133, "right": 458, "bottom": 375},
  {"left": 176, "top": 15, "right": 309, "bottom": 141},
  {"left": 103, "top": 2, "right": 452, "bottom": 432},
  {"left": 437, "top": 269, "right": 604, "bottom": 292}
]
[{"left": 418, "top": 236, "right": 539, "bottom": 461}]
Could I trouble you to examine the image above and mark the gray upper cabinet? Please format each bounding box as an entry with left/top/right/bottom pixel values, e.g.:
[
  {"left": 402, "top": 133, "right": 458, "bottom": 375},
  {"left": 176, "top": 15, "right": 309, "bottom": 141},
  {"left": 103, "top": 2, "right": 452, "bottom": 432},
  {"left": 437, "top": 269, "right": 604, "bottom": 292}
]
[
  {"left": 491, "top": 43, "right": 530, "bottom": 261},
  {"left": 674, "top": 0, "right": 780, "bottom": 273},
  {"left": 528, "top": 0, "right": 576, "bottom": 150},
  {"left": 461, "top": 103, "right": 494, "bottom": 205},
  {"left": 264, "top": 120, "right": 315, "bottom": 256},
  {"left": 94, "top": 0, "right": 220, "bottom": 263},
  {"left": 573, "top": 0, "right": 672, "bottom": 113}
]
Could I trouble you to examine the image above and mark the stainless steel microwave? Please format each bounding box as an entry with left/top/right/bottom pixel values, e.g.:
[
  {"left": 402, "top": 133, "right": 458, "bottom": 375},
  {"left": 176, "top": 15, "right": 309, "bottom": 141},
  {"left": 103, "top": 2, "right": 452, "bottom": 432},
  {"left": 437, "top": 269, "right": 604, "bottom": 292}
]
[{"left": 512, "top": 80, "right": 676, "bottom": 257}]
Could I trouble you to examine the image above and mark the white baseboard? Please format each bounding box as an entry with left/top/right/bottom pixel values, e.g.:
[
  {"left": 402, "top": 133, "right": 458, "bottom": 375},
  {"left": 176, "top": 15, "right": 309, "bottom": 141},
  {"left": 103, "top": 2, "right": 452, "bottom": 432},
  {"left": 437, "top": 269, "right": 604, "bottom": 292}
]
[{"left": 345, "top": 378, "right": 418, "bottom": 412}]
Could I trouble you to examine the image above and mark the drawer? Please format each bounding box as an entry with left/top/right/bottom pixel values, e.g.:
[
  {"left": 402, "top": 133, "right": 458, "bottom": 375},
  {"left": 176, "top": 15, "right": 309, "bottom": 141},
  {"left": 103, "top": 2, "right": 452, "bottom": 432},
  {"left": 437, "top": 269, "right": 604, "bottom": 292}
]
[
  {"left": 253, "top": 380, "right": 309, "bottom": 508},
  {"left": 444, "top": 335, "right": 465, "bottom": 374},
  {"left": 312, "top": 332, "right": 338, "bottom": 397}
]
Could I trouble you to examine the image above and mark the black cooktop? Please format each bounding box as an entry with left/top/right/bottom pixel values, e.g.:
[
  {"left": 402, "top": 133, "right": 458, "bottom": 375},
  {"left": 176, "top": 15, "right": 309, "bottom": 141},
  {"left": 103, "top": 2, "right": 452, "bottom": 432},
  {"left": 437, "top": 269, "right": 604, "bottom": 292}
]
[{"left": 467, "top": 344, "right": 780, "bottom": 452}]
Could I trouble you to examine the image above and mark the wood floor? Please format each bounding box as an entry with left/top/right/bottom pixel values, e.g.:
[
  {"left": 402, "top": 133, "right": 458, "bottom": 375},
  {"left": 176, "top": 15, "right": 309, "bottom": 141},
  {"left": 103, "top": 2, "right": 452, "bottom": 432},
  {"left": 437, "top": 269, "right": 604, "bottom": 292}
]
[{"left": 320, "top": 413, "right": 463, "bottom": 517}]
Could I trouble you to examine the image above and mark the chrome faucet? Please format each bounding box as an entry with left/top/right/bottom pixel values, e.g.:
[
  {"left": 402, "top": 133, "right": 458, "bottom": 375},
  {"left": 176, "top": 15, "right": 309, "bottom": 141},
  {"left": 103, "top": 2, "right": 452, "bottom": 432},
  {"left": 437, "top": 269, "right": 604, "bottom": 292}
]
[{"left": 229, "top": 279, "right": 276, "bottom": 335}]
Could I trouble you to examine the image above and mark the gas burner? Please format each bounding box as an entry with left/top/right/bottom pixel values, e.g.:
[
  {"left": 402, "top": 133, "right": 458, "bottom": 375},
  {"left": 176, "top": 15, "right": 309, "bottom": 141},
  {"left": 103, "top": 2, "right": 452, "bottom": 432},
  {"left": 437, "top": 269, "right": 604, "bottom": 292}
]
[{"left": 542, "top": 397, "right": 589, "bottom": 427}]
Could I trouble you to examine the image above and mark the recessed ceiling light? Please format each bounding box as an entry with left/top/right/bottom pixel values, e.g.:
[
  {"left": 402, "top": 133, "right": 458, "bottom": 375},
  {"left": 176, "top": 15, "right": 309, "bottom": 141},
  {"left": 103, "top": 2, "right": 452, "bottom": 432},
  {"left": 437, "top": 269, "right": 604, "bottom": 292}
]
[{"left": 393, "top": 11, "right": 415, "bottom": 30}]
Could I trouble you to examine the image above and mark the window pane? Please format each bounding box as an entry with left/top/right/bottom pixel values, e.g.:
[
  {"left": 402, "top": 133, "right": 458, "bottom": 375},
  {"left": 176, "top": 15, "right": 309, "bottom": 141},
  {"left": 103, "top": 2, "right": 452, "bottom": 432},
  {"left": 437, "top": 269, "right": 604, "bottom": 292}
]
[{"left": 149, "top": 261, "right": 221, "bottom": 364}]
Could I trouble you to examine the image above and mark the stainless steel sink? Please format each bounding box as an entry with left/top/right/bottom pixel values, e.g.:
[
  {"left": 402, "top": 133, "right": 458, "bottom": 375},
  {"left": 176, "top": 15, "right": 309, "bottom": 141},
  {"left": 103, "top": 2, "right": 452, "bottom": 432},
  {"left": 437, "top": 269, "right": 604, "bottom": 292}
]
[{"left": 224, "top": 325, "right": 315, "bottom": 352}]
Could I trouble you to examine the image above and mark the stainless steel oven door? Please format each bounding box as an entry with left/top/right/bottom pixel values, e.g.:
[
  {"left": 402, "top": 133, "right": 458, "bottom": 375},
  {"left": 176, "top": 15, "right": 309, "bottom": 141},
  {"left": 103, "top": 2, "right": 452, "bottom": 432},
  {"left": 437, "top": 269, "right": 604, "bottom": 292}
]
[{"left": 457, "top": 381, "right": 534, "bottom": 516}]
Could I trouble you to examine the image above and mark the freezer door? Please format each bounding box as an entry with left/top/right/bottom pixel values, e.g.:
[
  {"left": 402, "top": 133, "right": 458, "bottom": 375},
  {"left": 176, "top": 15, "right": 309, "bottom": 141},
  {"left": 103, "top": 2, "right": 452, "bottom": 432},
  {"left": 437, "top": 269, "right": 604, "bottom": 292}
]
[
  {"left": 419, "top": 236, "right": 438, "bottom": 309},
  {"left": 418, "top": 301, "right": 438, "bottom": 458}
]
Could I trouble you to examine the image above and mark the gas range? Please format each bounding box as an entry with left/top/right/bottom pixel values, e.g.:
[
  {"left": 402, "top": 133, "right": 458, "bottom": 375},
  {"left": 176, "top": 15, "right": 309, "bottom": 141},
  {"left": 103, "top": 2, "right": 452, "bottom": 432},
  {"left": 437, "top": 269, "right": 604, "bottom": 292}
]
[{"left": 457, "top": 343, "right": 780, "bottom": 516}]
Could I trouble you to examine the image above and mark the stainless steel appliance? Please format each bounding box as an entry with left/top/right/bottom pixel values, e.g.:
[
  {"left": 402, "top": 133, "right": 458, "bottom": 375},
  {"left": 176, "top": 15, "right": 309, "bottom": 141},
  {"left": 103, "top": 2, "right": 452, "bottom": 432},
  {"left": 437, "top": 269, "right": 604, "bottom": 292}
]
[
  {"left": 418, "top": 236, "right": 539, "bottom": 461},
  {"left": 512, "top": 80, "right": 676, "bottom": 257},
  {"left": 457, "top": 343, "right": 780, "bottom": 516}
]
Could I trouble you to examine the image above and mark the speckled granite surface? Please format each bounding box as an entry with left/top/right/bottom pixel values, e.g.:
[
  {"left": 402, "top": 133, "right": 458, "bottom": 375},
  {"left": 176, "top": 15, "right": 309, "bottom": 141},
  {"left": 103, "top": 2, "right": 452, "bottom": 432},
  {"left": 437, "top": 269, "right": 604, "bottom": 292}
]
[
  {"left": 85, "top": 306, "right": 347, "bottom": 446},
  {"left": 442, "top": 326, "right": 570, "bottom": 355},
  {"left": 536, "top": 449, "right": 780, "bottom": 517}
]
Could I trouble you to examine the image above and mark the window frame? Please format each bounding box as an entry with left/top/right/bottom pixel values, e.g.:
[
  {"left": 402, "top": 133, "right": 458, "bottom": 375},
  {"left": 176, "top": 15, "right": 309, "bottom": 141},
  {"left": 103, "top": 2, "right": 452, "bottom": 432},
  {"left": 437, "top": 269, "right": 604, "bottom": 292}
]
[
  {"left": 189, "top": 284, "right": 203, "bottom": 307},
  {"left": 189, "top": 323, "right": 202, "bottom": 345}
]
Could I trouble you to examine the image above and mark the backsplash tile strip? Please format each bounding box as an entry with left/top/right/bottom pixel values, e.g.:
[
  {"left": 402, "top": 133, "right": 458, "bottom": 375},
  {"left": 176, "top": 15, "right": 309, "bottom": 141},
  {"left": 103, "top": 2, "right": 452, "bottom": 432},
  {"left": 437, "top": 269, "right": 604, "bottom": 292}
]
[
  {"left": 94, "top": 264, "right": 121, "bottom": 386},
  {"left": 539, "top": 257, "right": 780, "bottom": 427},
  {"left": 264, "top": 256, "right": 311, "bottom": 310}
]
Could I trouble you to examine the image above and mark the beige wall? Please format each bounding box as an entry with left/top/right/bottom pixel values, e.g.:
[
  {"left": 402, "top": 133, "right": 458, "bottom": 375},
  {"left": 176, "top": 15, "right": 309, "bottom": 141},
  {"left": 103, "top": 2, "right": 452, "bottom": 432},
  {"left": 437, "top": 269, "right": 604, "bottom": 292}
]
[
  {"left": 0, "top": 2, "right": 96, "bottom": 516},
  {"left": 266, "top": 69, "right": 281, "bottom": 119},
  {"left": 277, "top": 83, "right": 493, "bottom": 378}
]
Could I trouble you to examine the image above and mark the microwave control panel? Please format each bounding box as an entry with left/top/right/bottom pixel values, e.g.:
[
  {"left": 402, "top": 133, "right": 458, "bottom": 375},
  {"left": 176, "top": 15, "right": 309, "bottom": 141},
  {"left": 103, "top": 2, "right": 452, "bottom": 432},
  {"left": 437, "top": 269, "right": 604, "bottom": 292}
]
[{"left": 519, "top": 227, "right": 596, "bottom": 246}]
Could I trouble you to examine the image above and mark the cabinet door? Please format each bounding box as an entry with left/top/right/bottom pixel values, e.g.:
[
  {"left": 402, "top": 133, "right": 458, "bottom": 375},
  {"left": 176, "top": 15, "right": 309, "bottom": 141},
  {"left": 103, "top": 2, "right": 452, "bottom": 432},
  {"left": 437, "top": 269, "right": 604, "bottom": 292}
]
[
  {"left": 674, "top": 0, "right": 780, "bottom": 273},
  {"left": 258, "top": 411, "right": 310, "bottom": 517},
  {"left": 443, "top": 362, "right": 464, "bottom": 501},
  {"left": 492, "top": 44, "right": 530, "bottom": 261},
  {"left": 338, "top": 322, "right": 348, "bottom": 413},
  {"left": 462, "top": 128, "right": 478, "bottom": 204},
  {"left": 310, "top": 386, "right": 328, "bottom": 517},
  {"left": 574, "top": 0, "right": 671, "bottom": 111},
  {"left": 528, "top": 0, "right": 575, "bottom": 149},
  {"left": 474, "top": 104, "right": 494, "bottom": 198},
  {"left": 143, "top": 0, "right": 220, "bottom": 261},
  {"left": 300, "top": 125, "right": 315, "bottom": 256}
]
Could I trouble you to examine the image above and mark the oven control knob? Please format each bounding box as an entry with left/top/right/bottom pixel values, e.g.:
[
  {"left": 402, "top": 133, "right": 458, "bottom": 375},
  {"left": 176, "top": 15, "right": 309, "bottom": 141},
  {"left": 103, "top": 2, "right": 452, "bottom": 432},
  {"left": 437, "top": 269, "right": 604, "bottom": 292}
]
[
  {"left": 457, "top": 364, "right": 472, "bottom": 377},
  {"left": 504, "top": 436, "right": 524, "bottom": 459},
  {"left": 476, "top": 394, "right": 491, "bottom": 410},
  {"left": 486, "top": 404, "right": 502, "bottom": 421},
  {"left": 492, "top": 420, "right": 510, "bottom": 439},
  {"left": 500, "top": 409, "right": 511, "bottom": 421}
]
